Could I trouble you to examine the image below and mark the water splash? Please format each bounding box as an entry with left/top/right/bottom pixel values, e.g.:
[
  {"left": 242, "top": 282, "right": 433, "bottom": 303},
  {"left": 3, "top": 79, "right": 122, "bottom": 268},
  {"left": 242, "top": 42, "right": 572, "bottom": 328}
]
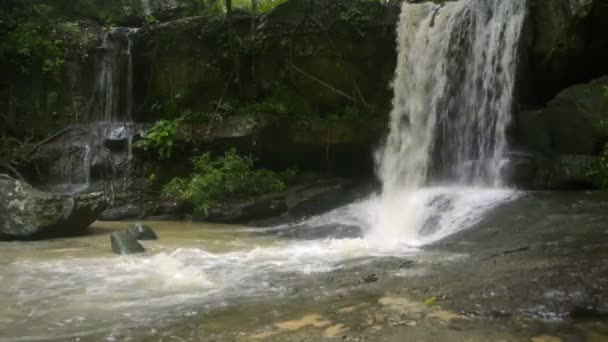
[{"left": 372, "top": 0, "right": 526, "bottom": 241}]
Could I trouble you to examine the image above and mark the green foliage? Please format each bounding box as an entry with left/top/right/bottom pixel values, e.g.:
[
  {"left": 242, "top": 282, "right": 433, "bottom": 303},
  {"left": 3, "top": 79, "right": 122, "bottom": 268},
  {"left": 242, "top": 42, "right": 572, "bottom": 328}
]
[
  {"left": 0, "top": 4, "right": 65, "bottom": 75},
  {"left": 587, "top": 144, "right": 608, "bottom": 189},
  {"left": 231, "top": 0, "right": 288, "bottom": 13},
  {"left": 163, "top": 149, "right": 285, "bottom": 215},
  {"left": 136, "top": 117, "right": 185, "bottom": 159},
  {"left": 258, "top": 0, "right": 289, "bottom": 13}
]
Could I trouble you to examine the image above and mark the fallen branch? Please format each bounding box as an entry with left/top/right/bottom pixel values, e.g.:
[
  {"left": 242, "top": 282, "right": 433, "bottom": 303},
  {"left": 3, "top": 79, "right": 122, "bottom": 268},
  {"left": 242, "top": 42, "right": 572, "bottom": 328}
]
[
  {"left": 486, "top": 246, "right": 530, "bottom": 259},
  {"left": 290, "top": 64, "right": 359, "bottom": 103}
]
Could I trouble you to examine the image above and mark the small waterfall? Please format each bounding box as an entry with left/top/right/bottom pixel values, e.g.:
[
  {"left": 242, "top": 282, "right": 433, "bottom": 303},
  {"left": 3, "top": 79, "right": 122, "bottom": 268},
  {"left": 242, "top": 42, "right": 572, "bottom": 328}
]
[
  {"left": 370, "top": 0, "right": 526, "bottom": 243},
  {"left": 141, "top": 0, "right": 153, "bottom": 16},
  {"left": 46, "top": 28, "right": 141, "bottom": 195},
  {"left": 88, "top": 27, "right": 139, "bottom": 123}
]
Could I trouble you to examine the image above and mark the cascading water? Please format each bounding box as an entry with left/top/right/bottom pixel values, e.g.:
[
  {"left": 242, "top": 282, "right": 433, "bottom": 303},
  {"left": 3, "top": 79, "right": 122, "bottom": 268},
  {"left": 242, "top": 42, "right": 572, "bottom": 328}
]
[
  {"left": 369, "top": 0, "right": 527, "bottom": 243},
  {"left": 88, "top": 27, "right": 139, "bottom": 123},
  {"left": 47, "top": 28, "right": 141, "bottom": 195}
]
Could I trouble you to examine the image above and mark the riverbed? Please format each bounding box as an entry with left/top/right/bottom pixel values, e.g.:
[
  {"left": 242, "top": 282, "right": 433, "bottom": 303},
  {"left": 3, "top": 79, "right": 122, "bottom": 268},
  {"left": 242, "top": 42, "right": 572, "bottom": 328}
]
[{"left": 1, "top": 190, "right": 608, "bottom": 341}]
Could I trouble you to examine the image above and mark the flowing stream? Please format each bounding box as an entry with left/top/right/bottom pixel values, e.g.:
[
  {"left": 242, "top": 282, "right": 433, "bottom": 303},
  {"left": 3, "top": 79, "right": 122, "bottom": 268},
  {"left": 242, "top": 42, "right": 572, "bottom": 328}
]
[{"left": 0, "top": 1, "right": 536, "bottom": 340}]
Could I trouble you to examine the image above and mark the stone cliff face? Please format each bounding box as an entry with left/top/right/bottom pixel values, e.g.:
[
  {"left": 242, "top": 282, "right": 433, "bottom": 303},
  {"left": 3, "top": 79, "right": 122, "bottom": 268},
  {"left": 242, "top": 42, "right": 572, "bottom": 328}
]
[{"left": 3, "top": 0, "right": 608, "bottom": 188}]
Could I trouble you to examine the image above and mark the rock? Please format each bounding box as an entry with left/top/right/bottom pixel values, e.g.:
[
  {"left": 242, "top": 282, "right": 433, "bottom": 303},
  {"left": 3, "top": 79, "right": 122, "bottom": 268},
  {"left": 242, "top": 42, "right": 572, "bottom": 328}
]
[
  {"left": 110, "top": 231, "right": 145, "bottom": 255},
  {"left": 500, "top": 152, "right": 539, "bottom": 188},
  {"left": 28, "top": 123, "right": 144, "bottom": 194},
  {"left": 502, "top": 153, "right": 598, "bottom": 190},
  {"left": 127, "top": 223, "right": 158, "bottom": 240},
  {"left": 206, "top": 196, "right": 288, "bottom": 224},
  {"left": 100, "top": 204, "right": 147, "bottom": 221},
  {"left": 286, "top": 180, "right": 365, "bottom": 219},
  {"left": 0, "top": 175, "right": 106, "bottom": 240},
  {"left": 197, "top": 179, "right": 371, "bottom": 225},
  {"left": 534, "top": 155, "right": 598, "bottom": 190},
  {"left": 527, "top": 0, "right": 608, "bottom": 103},
  {"left": 151, "top": 199, "right": 192, "bottom": 218},
  {"left": 516, "top": 76, "right": 608, "bottom": 156}
]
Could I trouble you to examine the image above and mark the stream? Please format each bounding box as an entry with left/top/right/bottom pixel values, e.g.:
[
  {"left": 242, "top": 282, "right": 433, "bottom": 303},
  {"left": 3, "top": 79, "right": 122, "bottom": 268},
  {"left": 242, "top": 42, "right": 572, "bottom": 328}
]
[{"left": 2, "top": 189, "right": 608, "bottom": 341}]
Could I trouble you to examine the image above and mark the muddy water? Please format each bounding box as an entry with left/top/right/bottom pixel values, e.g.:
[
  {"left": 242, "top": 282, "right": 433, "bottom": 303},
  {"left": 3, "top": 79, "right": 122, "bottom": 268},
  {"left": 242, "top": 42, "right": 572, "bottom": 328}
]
[{"left": 1, "top": 193, "right": 608, "bottom": 341}]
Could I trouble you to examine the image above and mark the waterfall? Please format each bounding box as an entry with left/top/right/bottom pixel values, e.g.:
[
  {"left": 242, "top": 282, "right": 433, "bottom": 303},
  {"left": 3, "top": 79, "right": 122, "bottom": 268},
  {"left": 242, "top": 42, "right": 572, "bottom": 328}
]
[
  {"left": 369, "top": 0, "right": 526, "bottom": 243},
  {"left": 88, "top": 27, "right": 139, "bottom": 123},
  {"left": 46, "top": 28, "right": 141, "bottom": 195}
]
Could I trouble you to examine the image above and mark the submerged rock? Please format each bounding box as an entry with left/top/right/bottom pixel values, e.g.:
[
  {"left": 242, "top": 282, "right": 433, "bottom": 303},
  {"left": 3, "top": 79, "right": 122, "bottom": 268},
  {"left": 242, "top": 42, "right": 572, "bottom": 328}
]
[
  {"left": 0, "top": 175, "right": 106, "bottom": 240},
  {"left": 127, "top": 223, "right": 158, "bottom": 240},
  {"left": 111, "top": 231, "right": 145, "bottom": 255}
]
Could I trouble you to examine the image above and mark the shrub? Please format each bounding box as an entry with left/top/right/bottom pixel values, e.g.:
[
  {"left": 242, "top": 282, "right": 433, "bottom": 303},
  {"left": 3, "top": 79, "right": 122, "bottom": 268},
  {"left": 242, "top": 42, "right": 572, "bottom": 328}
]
[
  {"left": 135, "top": 116, "right": 184, "bottom": 160},
  {"left": 163, "top": 149, "right": 285, "bottom": 215}
]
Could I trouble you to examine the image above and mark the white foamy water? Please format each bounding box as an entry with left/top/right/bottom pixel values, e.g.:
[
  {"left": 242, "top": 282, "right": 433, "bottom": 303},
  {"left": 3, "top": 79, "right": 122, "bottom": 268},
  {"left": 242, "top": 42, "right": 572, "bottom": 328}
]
[{"left": 372, "top": 0, "right": 526, "bottom": 242}]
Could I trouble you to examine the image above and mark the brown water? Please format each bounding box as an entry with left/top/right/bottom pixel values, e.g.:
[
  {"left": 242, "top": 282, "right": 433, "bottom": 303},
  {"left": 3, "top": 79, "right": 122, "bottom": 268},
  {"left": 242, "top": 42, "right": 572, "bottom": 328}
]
[{"left": 2, "top": 192, "right": 608, "bottom": 341}]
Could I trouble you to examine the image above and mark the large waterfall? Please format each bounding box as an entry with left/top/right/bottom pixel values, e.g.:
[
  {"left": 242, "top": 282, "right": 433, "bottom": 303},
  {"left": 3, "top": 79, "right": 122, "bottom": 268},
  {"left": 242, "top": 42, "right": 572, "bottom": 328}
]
[{"left": 369, "top": 0, "right": 526, "bottom": 243}]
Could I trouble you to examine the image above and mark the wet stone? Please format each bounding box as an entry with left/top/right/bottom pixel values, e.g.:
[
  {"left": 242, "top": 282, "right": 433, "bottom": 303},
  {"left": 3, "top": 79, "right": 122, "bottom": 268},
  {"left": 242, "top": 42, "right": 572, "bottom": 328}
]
[
  {"left": 111, "top": 231, "right": 145, "bottom": 255},
  {"left": 127, "top": 223, "right": 158, "bottom": 240}
]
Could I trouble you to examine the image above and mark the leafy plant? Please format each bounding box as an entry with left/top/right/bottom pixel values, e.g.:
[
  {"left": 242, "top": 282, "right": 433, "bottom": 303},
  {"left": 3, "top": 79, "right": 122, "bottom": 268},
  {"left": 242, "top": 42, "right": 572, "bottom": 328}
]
[
  {"left": 136, "top": 117, "right": 185, "bottom": 159},
  {"left": 163, "top": 149, "right": 285, "bottom": 215},
  {"left": 587, "top": 145, "right": 608, "bottom": 189},
  {"left": 0, "top": 4, "right": 65, "bottom": 75}
]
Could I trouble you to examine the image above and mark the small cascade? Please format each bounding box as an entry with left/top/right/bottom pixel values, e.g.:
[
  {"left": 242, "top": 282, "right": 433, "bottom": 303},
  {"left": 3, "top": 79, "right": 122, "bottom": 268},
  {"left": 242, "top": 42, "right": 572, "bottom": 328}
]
[
  {"left": 88, "top": 27, "right": 139, "bottom": 123},
  {"left": 141, "top": 0, "right": 153, "bottom": 16},
  {"left": 369, "top": 0, "right": 526, "bottom": 243},
  {"left": 45, "top": 27, "right": 142, "bottom": 196}
]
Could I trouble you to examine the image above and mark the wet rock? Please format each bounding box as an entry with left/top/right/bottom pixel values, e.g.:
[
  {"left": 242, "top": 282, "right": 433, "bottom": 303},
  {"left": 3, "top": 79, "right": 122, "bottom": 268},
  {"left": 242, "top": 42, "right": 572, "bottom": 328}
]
[
  {"left": 152, "top": 199, "right": 192, "bottom": 218},
  {"left": 501, "top": 152, "right": 538, "bottom": 188},
  {"left": 286, "top": 181, "right": 360, "bottom": 219},
  {"left": 362, "top": 273, "right": 379, "bottom": 284},
  {"left": 206, "top": 196, "right": 288, "bottom": 224},
  {"left": 202, "top": 179, "right": 370, "bottom": 225},
  {"left": 111, "top": 231, "right": 145, "bottom": 255},
  {"left": 501, "top": 151, "right": 599, "bottom": 190},
  {"left": 100, "top": 204, "right": 146, "bottom": 221},
  {"left": 534, "top": 155, "right": 598, "bottom": 189},
  {"left": 516, "top": 76, "right": 608, "bottom": 156},
  {"left": 527, "top": 0, "right": 608, "bottom": 103},
  {"left": 127, "top": 223, "right": 158, "bottom": 240},
  {"left": 420, "top": 195, "right": 454, "bottom": 236},
  {"left": 0, "top": 175, "right": 107, "bottom": 240},
  {"left": 273, "top": 224, "right": 362, "bottom": 240}
]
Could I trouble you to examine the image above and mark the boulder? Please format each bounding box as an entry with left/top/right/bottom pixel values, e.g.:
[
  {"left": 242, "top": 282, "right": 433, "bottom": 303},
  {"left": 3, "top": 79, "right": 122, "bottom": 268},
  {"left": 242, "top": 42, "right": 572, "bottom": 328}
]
[
  {"left": 202, "top": 179, "right": 371, "bottom": 226},
  {"left": 127, "top": 223, "right": 158, "bottom": 240},
  {"left": 206, "top": 196, "right": 289, "bottom": 224},
  {"left": 0, "top": 175, "right": 106, "bottom": 240},
  {"left": 111, "top": 231, "right": 145, "bottom": 255},
  {"left": 516, "top": 76, "right": 608, "bottom": 156},
  {"left": 533, "top": 155, "right": 598, "bottom": 190},
  {"left": 100, "top": 204, "right": 147, "bottom": 221},
  {"left": 527, "top": 0, "right": 608, "bottom": 103},
  {"left": 502, "top": 153, "right": 598, "bottom": 190}
]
